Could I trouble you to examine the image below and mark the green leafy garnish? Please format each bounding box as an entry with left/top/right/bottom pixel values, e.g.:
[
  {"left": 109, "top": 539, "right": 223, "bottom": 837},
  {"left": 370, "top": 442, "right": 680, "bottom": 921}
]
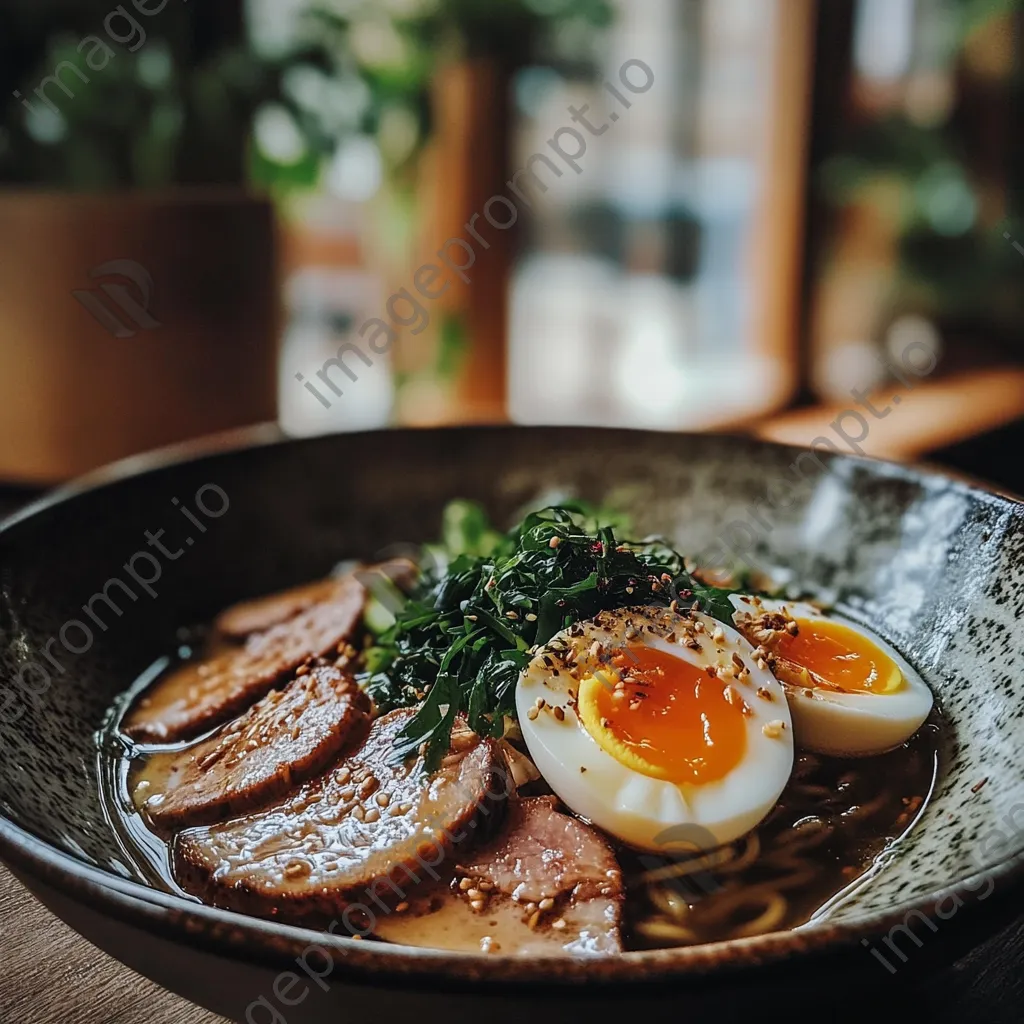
[{"left": 363, "top": 502, "right": 739, "bottom": 770}]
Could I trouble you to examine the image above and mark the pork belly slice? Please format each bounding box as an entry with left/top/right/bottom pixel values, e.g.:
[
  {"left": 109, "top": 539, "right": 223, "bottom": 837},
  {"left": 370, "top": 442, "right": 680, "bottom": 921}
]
[
  {"left": 372, "top": 796, "right": 624, "bottom": 955},
  {"left": 214, "top": 579, "right": 347, "bottom": 641},
  {"left": 215, "top": 559, "right": 417, "bottom": 641},
  {"left": 132, "top": 666, "right": 371, "bottom": 833},
  {"left": 173, "top": 709, "right": 506, "bottom": 926},
  {"left": 123, "top": 575, "right": 365, "bottom": 743}
]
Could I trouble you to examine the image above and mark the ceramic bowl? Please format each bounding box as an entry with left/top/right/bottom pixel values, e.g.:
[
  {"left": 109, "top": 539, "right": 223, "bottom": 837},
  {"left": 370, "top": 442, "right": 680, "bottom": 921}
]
[{"left": 2, "top": 426, "right": 1023, "bottom": 1022}]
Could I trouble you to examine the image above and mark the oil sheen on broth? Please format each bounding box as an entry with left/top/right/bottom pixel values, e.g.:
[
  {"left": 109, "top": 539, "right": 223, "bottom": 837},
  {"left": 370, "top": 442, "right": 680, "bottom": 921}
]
[
  {"left": 104, "top": 644, "right": 941, "bottom": 952},
  {"left": 621, "top": 723, "right": 940, "bottom": 948},
  {"left": 101, "top": 502, "right": 942, "bottom": 955}
]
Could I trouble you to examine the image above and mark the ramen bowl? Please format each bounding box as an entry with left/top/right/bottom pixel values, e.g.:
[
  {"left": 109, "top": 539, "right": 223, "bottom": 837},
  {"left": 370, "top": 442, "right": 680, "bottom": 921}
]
[{"left": 1, "top": 426, "right": 1022, "bottom": 1022}]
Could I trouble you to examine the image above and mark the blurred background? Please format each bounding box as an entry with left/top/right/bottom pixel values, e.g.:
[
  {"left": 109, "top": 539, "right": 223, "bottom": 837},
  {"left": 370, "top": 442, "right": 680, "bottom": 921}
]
[{"left": 1, "top": 0, "right": 1023, "bottom": 491}]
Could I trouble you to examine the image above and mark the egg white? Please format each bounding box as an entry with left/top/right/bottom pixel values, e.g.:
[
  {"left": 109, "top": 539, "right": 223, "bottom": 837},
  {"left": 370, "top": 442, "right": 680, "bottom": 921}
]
[
  {"left": 730, "top": 595, "right": 934, "bottom": 757},
  {"left": 516, "top": 607, "right": 794, "bottom": 852}
]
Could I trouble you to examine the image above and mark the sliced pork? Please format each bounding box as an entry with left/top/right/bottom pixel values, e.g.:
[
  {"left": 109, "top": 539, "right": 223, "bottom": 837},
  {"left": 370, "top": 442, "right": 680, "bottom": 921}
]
[
  {"left": 214, "top": 558, "right": 417, "bottom": 642},
  {"left": 132, "top": 665, "right": 371, "bottom": 833},
  {"left": 173, "top": 709, "right": 506, "bottom": 926},
  {"left": 214, "top": 579, "right": 346, "bottom": 641},
  {"left": 372, "top": 796, "right": 623, "bottom": 955},
  {"left": 123, "top": 575, "right": 365, "bottom": 743}
]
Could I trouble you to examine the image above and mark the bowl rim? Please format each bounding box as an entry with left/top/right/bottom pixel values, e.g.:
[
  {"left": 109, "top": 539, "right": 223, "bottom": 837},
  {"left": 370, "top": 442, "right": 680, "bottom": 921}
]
[{"left": 2, "top": 422, "right": 1024, "bottom": 987}]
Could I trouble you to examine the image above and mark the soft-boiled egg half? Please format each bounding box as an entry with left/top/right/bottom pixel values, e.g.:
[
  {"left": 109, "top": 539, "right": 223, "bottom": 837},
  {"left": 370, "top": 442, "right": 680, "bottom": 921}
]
[
  {"left": 730, "top": 595, "right": 933, "bottom": 757},
  {"left": 516, "top": 606, "right": 793, "bottom": 851}
]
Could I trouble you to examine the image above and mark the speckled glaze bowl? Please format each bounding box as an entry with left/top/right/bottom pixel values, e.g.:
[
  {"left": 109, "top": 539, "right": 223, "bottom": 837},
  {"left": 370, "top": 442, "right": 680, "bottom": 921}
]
[{"left": 2, "top": 426, "right": 1023, "bottom": 1022}]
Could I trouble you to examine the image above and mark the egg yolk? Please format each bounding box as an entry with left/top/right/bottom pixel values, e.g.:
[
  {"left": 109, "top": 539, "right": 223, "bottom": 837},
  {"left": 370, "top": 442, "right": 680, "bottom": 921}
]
[
  {"left": 774, "top": 619, "right": 903, "bottom": 694},
  {"left": 577, "top": 645, "right": 747, "bottom": 786}
]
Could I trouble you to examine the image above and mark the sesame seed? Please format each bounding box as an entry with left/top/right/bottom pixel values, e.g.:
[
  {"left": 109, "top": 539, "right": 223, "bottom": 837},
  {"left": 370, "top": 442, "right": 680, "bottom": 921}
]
[
  {"left": 396, "top": 902, "right": 409, "bottom": 913},
  {"left": 527, "top": 707, "right": 539, "bottom": 720},
  {"left": 197, "top": 750, "right": 223, "bottom": 771},
  {"left": 762, "top": 719, "right": 786, "bottom": 738},
  {"left": 552, "top": 918, "right": 566, "bottom": 930},
  {"left": 526, "top": 612, "right": 538, "bottom": 621},
  {"left": 506, "top": 610, "right": 519, "bottom": 620},
  {"left": 459, "top": 877, "right": 473, "bottom": 891},
  {"left": 549, "top": 537, "right": 560, "bottom": 549},
  {"left": 538, "top": 897, "right": 555, "bottom": 911},
  {"left": 552, "top": 705, "right": 565, "bottom": 721}
]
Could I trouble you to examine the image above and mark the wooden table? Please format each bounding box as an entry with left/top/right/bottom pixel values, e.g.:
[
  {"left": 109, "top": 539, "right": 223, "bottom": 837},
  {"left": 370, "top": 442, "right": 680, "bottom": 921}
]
[
  {"left": 0, "top": 863, "right": 225, "bottom": 1024},
  {"left": 3, "top": 859, "right": 1023, "bottom": 1023}
]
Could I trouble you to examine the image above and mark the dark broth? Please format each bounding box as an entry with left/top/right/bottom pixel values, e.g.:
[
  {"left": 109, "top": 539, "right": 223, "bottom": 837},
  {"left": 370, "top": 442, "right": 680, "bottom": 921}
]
[
  {"left": 620, "top": 720, "right": 941, "bottom": 948},
  {"left": 101, "top": 649, "right": 942, "bottom": 951}
]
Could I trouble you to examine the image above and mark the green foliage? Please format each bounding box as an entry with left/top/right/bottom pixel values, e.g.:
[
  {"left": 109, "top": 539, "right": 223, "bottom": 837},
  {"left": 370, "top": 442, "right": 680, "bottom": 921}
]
[
  {"left": 305, "top": 0, "right": 612, "bottom": 178},
  {"left": 0, "top": 6, "right": 335, "bottom": 189},
  {"left": 363, "top": 501, "right": 737, "bottom": 770},
  {"left": 0, "top": 0, "right": 611, "bottom": 189},
  {"left": 816, "top": 0, "right": 1024, "bottom": 343}
]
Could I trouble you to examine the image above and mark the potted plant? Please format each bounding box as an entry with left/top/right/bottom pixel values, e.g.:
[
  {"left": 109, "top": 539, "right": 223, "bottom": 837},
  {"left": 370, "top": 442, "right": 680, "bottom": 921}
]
[{"left": 0, "top": 0, "right": 336, "bottom": 481}]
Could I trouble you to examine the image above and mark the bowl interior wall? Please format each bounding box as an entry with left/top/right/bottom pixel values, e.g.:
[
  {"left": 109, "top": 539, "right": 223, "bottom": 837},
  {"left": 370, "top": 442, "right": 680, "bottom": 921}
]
[{"left": 1, "top": 427, "right": 1022, "bottom": 925}]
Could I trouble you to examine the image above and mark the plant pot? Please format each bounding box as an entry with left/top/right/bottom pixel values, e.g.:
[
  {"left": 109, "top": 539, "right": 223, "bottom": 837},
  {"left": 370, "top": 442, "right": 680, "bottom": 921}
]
[{"left": 0, "top": 189, "right": 280, "bottom": 483}]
